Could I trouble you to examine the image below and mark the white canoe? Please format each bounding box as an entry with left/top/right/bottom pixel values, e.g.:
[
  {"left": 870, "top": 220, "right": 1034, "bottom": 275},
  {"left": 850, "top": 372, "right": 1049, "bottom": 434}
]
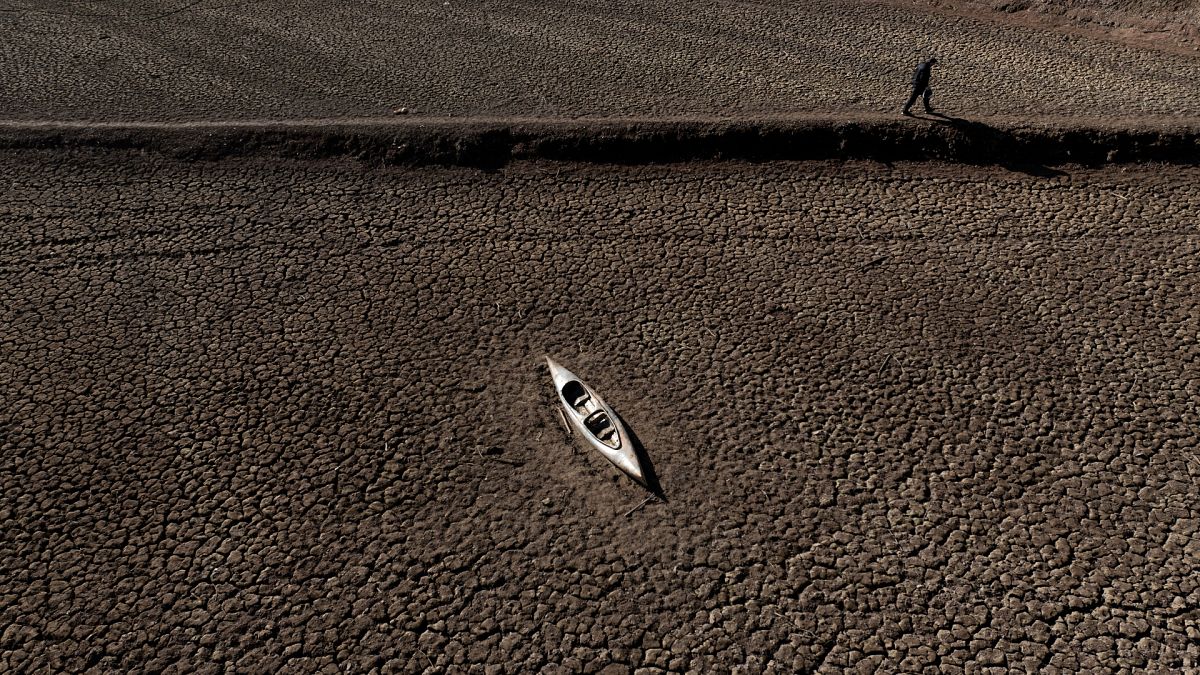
[{"left": 546, "top": 356, "right": 648, "bottom": 488}]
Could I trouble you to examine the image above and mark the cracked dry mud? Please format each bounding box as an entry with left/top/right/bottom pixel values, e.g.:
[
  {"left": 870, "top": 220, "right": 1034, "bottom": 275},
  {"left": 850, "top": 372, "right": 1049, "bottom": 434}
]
[
  {"left": 2, "top": 151, "right": 1198, "bottom": 672},
  {"left": 3, "top": 0, "right": 1200, "bottom": 121}
]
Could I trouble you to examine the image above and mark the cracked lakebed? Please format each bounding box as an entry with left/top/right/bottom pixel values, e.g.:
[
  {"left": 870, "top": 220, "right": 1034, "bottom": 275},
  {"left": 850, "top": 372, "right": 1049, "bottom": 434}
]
[{"left": 1, "top": 153, "right": 1198, "bottom": 672}]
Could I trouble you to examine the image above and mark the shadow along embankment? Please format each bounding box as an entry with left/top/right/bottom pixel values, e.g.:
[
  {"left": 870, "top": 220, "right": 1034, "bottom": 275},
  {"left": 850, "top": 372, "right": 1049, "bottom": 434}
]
[{"left": 0, "top": 117, "right": 1197, "bottom": 167}]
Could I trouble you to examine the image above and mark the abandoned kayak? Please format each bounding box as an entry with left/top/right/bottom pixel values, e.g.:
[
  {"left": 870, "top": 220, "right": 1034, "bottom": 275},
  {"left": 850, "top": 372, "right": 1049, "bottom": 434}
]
[{"left": 545, "top": 356, "right": 648, "bottom": 488}]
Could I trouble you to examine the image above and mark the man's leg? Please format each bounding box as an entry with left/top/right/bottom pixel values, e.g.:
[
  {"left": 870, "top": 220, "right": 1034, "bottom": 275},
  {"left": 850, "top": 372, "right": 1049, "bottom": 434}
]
[
  {"left": 923, "top": 86, "right": 934, "bottom": 113},
  {"left": 903, "top": 87, "right": 921, "bottom": 115}
]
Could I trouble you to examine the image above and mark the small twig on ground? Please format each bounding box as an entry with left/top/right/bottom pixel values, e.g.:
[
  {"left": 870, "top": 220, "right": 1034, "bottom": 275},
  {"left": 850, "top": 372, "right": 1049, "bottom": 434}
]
[
  {"left": 556, "top": 407, "right": 572, "bottom": 436},
  {"left": 772, "top": 610, "right": 818, "bottom": 639},
  {"left": 878, "top": 353, "right": 893, "bottom": 374},
  {"left": 854, "top": 223, "right": 866, "bottom": 240},
  {"left": 858, "top": 255, "right": 888, "bottom": 271},
  {"left": 476, "top": 446, "right": 522, "bottom": 466},
  {"left": 415, "top": 646, "right": 434, "bottom": 668},
  {"left": 623, "top": 495, "right": 655, "bottom": 517},
  {"left": 1187, "top": 453, "right": 1200, "bottom": 471}
]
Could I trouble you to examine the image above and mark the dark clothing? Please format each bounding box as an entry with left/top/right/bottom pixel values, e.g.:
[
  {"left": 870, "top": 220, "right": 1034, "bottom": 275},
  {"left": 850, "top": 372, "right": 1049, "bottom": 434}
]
[
  {"left": 911, "top": 60, "right": 934, "bottom": 90},
  {"left": 903, "top": 59, "right": 936, "bottom": 114},
  {"left": 904, "top": 85, "right": 933, "bottom": 114}
]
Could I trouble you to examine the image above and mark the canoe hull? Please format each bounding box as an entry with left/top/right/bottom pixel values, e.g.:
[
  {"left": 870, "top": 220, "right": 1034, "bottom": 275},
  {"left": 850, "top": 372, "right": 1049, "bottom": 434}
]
[{"left": 546, "top": 356, "right": 648, "bottom": 488}]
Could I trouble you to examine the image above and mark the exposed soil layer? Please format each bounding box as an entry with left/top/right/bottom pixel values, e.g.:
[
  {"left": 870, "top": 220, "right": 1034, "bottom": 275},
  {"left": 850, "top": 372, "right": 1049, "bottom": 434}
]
[
  {"left": 3, "top": 0, "right": 1200, "bottom": 122},
  {"left": 3, "top": 116, "right": 1199, "bottom": 168},
  {"left": 2, "top": 152, "right": 1198, "bottom": 672}
]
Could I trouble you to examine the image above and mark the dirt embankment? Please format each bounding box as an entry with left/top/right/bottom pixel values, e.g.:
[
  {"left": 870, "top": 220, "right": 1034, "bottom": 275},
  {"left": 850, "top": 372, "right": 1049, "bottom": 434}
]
[{"left": 1, "top": 117, "right": 1198, "bottom": 168}]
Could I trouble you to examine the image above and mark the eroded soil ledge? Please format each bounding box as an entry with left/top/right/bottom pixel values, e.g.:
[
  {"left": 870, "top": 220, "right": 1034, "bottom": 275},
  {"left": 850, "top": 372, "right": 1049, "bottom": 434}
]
[{"left": 2, "top": 117, "right": 1197, "bottom": 168}]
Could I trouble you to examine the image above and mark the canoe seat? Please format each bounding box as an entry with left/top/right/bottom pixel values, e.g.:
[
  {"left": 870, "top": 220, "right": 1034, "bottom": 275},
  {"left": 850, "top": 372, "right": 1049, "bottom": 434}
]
[
  {"left": 562, "top": 381, "right": 591, "bottom": 412},
  {"left": 584, "top": 411, "right": 619, "bottom": 447}
]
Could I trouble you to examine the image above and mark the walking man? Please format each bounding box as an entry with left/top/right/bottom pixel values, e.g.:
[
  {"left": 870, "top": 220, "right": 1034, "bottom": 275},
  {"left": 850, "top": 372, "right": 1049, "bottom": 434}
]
[{"left": 902, "top": 56, "right": 938, "bottom": 116}]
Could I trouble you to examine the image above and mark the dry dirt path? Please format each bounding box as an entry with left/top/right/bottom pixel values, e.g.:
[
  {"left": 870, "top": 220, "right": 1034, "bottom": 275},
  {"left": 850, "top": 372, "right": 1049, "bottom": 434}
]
[
  {"left": 3, "top": 0, "right": 1199, "bottom": 122},
  {"left": 2, "top": 152, "right": 1198, "bottom": 672}
]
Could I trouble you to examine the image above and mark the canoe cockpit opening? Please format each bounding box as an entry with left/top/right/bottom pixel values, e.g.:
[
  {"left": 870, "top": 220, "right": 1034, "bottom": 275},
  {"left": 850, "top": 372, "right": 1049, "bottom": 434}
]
[
  {"left": 561, "top": 380, "right": 591, "bottom": 414},
  {"left": 584, "top": 411, "right": 620, "bottom": 449}
]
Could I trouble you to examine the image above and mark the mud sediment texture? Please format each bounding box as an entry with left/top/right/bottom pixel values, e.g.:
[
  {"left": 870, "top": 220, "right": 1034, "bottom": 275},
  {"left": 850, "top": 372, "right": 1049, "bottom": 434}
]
[
  {"left": 4, "top": 0, "right": 1200, "bottom": 121},
  {"left": 2, "top": 152, "right": 1198, "bottom": 672}
]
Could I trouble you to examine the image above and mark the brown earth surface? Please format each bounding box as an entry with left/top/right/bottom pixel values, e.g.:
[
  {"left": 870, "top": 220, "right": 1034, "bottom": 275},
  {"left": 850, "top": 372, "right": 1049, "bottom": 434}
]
[
  {"left": 915, "top": 0, "right": 1200, "bottom": 55},
  {"left": 2, "top": 150, "right": 1199, "bottom": 672},
  {"left": 4, "top": 1, "right": 1200, "bottom": 671},
  {"left": 2, "top": 0, "right": 1200, "bottom": 122}
]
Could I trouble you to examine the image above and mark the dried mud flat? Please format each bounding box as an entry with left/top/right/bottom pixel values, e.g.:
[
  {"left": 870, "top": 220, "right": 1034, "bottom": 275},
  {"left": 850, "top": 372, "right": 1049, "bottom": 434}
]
[
  {"left": 2, "top": 151, "right": 1199, "bottom": 672},
  {"left": 4, "top": 0, "right": 1200, "bottom": 122}
]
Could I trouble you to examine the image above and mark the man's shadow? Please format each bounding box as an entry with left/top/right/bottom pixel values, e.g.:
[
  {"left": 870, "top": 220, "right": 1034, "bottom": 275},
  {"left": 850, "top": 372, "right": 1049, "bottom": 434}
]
[{"left": 917, "top": 111, "right": 1067, "bottom": 178}]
